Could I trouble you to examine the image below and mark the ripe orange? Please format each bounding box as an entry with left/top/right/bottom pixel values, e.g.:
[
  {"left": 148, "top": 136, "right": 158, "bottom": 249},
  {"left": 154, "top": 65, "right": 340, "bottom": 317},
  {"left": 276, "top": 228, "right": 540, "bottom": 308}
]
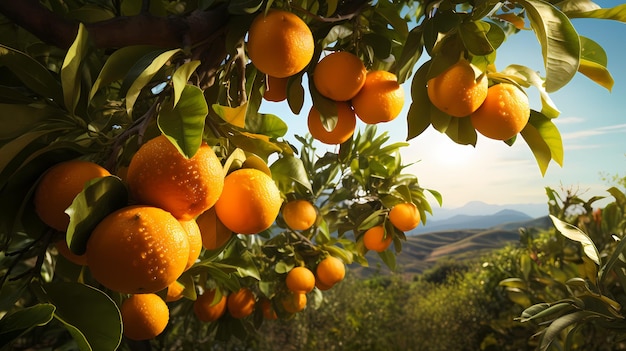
[
  {"left": 307, "top": 102, "right": 356, "bottom": 145},
  {"left": 227, "top": 287, "right": 256, "bottom": 319},
  {"left": 54, "top": 240, "right": 88, "bottom": 266},
  {"left": 282, "top": 199, "right": 317, "bottom": 231},
  {"left": 247, "top": 10, "right": 314, "bottom": 78},
  {"left": 352, "top": 70, "right": 405, "bottom": 124},
  {"left": 315, "top": 277, "right": 333, "bottom": 291},
  {"left": 86, "top": 205, "right": 190, "bottom": 294},
  {"left": 363, "top": 225, "right": 392, "bottom": 252},
  {"left": 196, "top": 207, "right": 233, "bottom": 250},
  {"left": 193, "top": 289, "right": 227, "bottom": 322},
  {"left": 178, "top": 219, "right": 202, "bottom": 271},
  {"left": 34, "top": 160, "right": 110, "bottom": 231},
  {"left": 282, "top": 292, "right": 307, "bottom": 314},
  {"left": 470, "top": 83, "right": 530, "bottom": 140},
  {"left": 427, "top": 59, "right": 488, "bottom": 117},
  {"left": 315, "top": 256, "right": 345, "bottom": 287},
  {"left": 259, "top": 298, "right": 278, "bottom": 320},
  {"left": 285, "top": 266, "right": 315, "bottom": 294},
  {"left": 165, "top": 281, "right": 185, "bottom": 302},
  {"left": 120, "top": 293, "right": 169, "bottom": 341},
  {"left": 388, "top": 202, "right": 421, "bottom": 232},
  {"left": 264, "top": 75, "right": 288, "bottom": 102},
  {"left": 214, "top": 168, "right": 282, "bottom": 235},
  {"left": 126, "top": 135, "right": 224, "bottom": 220},
  {"left": 313, "top": 51, "right": 367, "bottom": 101}
]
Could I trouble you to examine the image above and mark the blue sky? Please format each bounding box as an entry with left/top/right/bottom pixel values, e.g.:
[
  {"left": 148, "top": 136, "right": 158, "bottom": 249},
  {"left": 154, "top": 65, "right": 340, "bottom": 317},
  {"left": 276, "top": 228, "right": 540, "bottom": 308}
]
[{"left": 263, "top": 7, "right": 626, "bottom": 209}]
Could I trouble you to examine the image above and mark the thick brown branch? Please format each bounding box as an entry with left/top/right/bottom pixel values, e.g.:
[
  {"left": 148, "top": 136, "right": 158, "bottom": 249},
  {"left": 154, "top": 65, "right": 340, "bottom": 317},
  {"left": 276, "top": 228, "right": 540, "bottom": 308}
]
[{"left": 0, "top": 0, "right": 229, "bottom": 50}]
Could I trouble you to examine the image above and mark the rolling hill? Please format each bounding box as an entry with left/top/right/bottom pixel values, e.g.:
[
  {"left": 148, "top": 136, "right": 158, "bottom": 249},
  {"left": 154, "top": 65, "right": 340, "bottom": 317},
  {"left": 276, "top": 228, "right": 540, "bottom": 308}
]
[{"left": 350, "top": 215, "right": 552, "bottom": 277}]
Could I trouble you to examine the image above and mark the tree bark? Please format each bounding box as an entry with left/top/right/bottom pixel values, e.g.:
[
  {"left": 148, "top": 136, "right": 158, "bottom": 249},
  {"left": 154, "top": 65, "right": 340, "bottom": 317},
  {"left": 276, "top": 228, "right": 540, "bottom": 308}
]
[{"left": 0, "top": 0, "right": 229, "bottom": 50}]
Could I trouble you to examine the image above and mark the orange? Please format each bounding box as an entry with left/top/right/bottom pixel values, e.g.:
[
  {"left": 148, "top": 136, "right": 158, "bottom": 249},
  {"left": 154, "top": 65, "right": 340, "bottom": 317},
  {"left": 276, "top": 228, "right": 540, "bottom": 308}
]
[
  {"left": 427, "top": 59, "right": 488, "bottom": 117},
  {"left": 315, "top": 256, "right": 345, "bottom": 287},
  {"left": 260, "top": 298, "right": 278, "bottom": 320},
  {"left": 307, "top": 102, "right": 356, "bottom": 145},
  {"left": 227, "top": 287, "right": 256, "bottom": 319},
  {"left": 196, "top": 207, "right": 233, "bottom": 250},
  {"left": 247, "top": 10, "right": 314, "bottom": 78},
  {"left": 193, "top": 289, "right": 227, "bottom": 322},
  {"left": 470, "top": 83, "right": 530, "bottom": 140},
  {"left": 86, "top": 205, "right": 190, "bottom": 294},
  {"left": 388, "top": 202, "right": 421, "bottom": 232},
  {"left": 120, "top": 293, "right": 169, "bottom": 341},
  {"left": 165, "top": 281, "right": 185, "bottom": 302},
  {"left": 126, "top": 134, "right": 224, "bottom": 220},
  {"left": 352, "top": 70, "right": 405, "bottom": 124},
  {"left": 178, "top": 219, "right": 202, "bottom": 270},
  {"left": 54, "top": 240, "right": 88, "bottom": 266},
  {"left": 313, "top": 51, "right": 367, "bottom": 101},
  {"left": 285, "top": 266, "right": 315, "bottom": 294},
  {"left": 282, "top": 292, "right": 307, "bottom": 314},
  {"left": 363, "top": 225, "right": 392, "bottom": 252},
  {"left": 34, "top": 160, "right": 110, "bottom": 231},
  {"left": 315, "top": 277, "right": 333, "bottom": 291},
  {"left": 282, "top": 199, "right": 317, "bottom": 231},
  {"left": 264, "top": 75, "right": 289, "bottom": 102},
  {"left": 215, "top": 168, "right": 282, "bottom": 235}
]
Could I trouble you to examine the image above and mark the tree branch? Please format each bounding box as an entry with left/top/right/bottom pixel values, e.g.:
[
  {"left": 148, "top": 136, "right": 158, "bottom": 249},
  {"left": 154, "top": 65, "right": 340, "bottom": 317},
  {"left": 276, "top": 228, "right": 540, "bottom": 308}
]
[{"left": 0, "top": 0, "right": 230, "bottom": 50}]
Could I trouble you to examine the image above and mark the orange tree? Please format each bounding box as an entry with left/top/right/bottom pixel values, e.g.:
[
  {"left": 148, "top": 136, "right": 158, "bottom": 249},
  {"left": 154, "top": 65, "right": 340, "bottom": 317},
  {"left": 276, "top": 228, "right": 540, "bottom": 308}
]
[{"left": 0, "top": 0, "right": 622, "bottom": 349}]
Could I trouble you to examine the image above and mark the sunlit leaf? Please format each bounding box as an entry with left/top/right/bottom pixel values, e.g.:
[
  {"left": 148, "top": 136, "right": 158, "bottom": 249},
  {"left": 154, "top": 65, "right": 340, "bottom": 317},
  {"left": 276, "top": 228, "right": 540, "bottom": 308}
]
[
  {"left": 444, "top": 116, "right": 477, "bottom": 146},
  {"left": 61, "top": 23, "right": 89, "bottom": 116},
  {"left": 90, "top": 45, "right": 158, "bottom": 99},
  {"left": 270, "top": 155, "right": 313, "bottom": 194},
  {"left": 45, "top": 282, "right": 122, "bottom": 351},
  {"left": 158, "top": 85, "right": 208, "bottom": 158},
  {"left": 66, "top": 176, "right": 128, "bottom": 255},
  {"left": 539, "top": 311, "right": 593, "bottom": 351},
  {"left": 492, "top": 13, "right": 528, "bottom": 30},
  {"left": 550, "top": 215, "right": 600, "bottom": 265},
  {"left": 520, "top": 0, "right": 581, "bottom": 92},
  {"left": 396, "top": 26, "right": 424, "bottom": 84},
  {"left": 172, "top": 60, "right": 201, "bottom": 107},
  {"left": 520, "top": 111, "right": 563, "bottom": 175},
  {"left": 245, "top": 112, "right": 288, "bottom": 139},
  {"left": 213, "top": 103, "right": 246, "bottom": 128},
  {"left": 565, "top": 3, "right": 626, "bottom": 21},
  {"left": 0, "top": 304, "right": 55, "bottom": 347},
  {"left": 125, "top": 48, "right": 181, "bottom": 115}
]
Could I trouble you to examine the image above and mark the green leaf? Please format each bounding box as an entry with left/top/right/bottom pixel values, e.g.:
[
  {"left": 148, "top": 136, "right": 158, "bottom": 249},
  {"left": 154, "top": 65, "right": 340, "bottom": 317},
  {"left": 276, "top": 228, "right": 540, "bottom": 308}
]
[
  {"left": 325, "top": 0, "right": 339, "bottom": 17},
  {"left": 287, "top": 73, "right": 305, "bottom": 115},
  {"left": 0, "top": 45, "right": 63, "bottom": 104},
  {"left": 539, "top": 311, "right": 593, "bottom": 351},
  {"left": 0, "top": 304, "right": 55, "bottom": 348},
  {"left": 172, "top": 60, "right": 201, "bottom": 107},
  {"left": 61, "top": 23, "right": 89, "bottom": 115},
  {"left": 90, "top": 45, "right": 159, "bottom": 100},
  {"left": 565, "top": 3, "right": 626, "bottom": 21},
  {"left": 378, "top": 249, "right": 397, "bottom": 271},
  {"left": 518, "top": 302, "right": 575, "bottom": 323},
  {"left": 245, "top": 113, "right": 288, "bottom": 139},
  {"left": 44, "top": 282, "right": 122, "bottom": 351},
  {"left": 227, "top": 0, "right": 264, "bottom": 15},
  {"left": 549, "top": 215, "right": 600, "bottom": 265},
  {"left": 576, "top": 36, "right": 613, "bottom": 91},
  {"left": 0, "top": 129, "right": 63, "bottom": 179},
  {"left": 520, "top": 111, "right": 563, "bottom": 176},
  {"left": 459, "top": 20, "right": 494, "bottom": 56},
  {"left": 66, "top": 176, "right": 129, "bottom": 255},
  {"left": 396, "top": 26, "right": 424, "bottom": 84},
  {"left": 158, "top": 85, "right": 208, "bottom": 158},
  {"left": 0, "top": 103, "right": 56, "bottom": 141},
  {"left": 407, "top": 61, "right": 432, "bottom": 141},
  {"left": 270, "top": 155, "right": 313, "bottom": 194},
  {"left": 444, "top": 116, "right": 477, "bottom": 146},
  {"left": 520, "top": 0, "right": 581, "bottom": 92},
  {"left": 125, "top": 48, "right": 181, "bottom": 115}
]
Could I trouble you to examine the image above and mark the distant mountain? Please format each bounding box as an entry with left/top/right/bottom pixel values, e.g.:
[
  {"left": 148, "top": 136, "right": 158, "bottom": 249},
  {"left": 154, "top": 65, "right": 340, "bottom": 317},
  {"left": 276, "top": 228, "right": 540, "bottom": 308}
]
[
  {"left": 410, "top": 209, "right": 534, "bottom": 235},
  {"left": 430, "top": 201, "right": 548, "bottom": 220}
]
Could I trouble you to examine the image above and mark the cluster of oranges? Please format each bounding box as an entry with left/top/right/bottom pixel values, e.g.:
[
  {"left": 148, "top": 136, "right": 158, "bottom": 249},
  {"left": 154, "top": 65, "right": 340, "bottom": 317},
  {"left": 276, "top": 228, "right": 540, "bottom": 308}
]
[
  {"left": 246, "top": 10, "right": 405, "bottom": 145},
  {"left": 427, "top": 58, "right": 531, "bottom": 141},
  {"left": 362, "top": 202, "right": 422, "bottom": 253},
  {"left": 32, "top": 134, "right": 287, "bottom": 340}
]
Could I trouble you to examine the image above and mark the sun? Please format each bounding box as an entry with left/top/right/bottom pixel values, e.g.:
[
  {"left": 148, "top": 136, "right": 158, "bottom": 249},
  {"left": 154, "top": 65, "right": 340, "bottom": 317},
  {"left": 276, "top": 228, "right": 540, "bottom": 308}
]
[{"left": 430, "top": 139, "right": 478, "bottom": 167}]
